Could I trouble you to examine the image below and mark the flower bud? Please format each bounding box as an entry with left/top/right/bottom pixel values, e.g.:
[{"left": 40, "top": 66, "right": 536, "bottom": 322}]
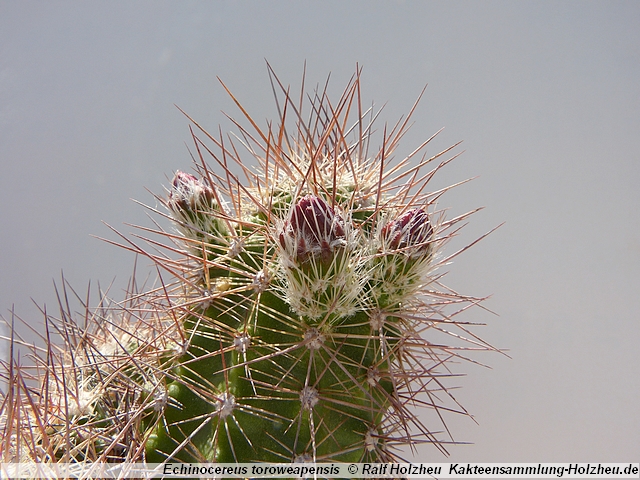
[
  {"left": 279, "top": 194, "right": 346, "bottom": 262},
  {"left": 167, "top": 171, "right": 230, "bottom": 245},
  {"left": 381, "top": 208, "right": 433, "bottom": 257},
  {"left": 168, "top": 171, "right": 215, "bottom": 214}
]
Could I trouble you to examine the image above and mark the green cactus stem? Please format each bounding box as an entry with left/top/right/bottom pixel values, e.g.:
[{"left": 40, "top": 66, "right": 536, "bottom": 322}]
[{"left": 0, "top": 67, "right": 498, "bottom": 470}]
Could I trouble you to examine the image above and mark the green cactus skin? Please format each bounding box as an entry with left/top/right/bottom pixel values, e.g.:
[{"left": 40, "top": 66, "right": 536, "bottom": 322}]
[{"left": 0, "top": 68, "right": 498, "bottom": 471}]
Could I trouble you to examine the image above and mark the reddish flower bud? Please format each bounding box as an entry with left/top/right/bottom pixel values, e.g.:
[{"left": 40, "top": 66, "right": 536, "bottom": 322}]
[
  {"left": 168, "top": 171, "right": 215, "bottom": 213},
  {"left": 279, "top": 195, "right": 346, "bottom": 262},
  {"left": 381, "top": 208, "right": 433, "bottom": 256}
]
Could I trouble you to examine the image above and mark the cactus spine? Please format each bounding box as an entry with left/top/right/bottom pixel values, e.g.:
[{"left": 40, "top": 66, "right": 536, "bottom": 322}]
[{"left": 1, "top": 68, "right": 496, "bottom": 467}]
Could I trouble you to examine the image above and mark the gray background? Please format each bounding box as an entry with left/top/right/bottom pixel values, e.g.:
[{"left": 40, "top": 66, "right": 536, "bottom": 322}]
[{"left": 1, "top": 1, "right": 638, "bottom": 463}]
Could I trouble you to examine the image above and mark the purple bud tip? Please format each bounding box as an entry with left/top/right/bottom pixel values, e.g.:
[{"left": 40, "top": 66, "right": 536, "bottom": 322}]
[
  {"left": 280, "top": 195, "right": 346, "bottom": 261},
  {"left": 381, "top": 208, "right": 433, "bottom": 254},
  {"left": 172, "top": 171, "right": 199, "bottom": 188},
  {"left": 169, "top": 171, "right": 215, "bottom": 211}
]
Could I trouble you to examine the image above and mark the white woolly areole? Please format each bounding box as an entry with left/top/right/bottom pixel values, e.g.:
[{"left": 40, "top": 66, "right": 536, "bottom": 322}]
[
  {"left": 67, "top": 386, "right": 98, "bottom": 417},
  {"left": 367, "top": 366, "right": 382, "bottom": 387},
  {"left": 299, "top": 386, "right": 319, "bottom": 411},
  {"left": 252, "top": 269, "right": 271, "bottom": 293},
  {"left": 153, "top": 385, "right": 168, "bottom": 412},
  {"left": 293, "top": 453, "right": 313, "bottom": 463},
  {"left": 234, "top": 332, "right": 251, "bottom": 353},
  {"left": 369, "top": 308, "right": 387, "bottom": 330},
  {"left": 364, "top": 428, "right": 379, "bottom": 452},
  {"left": 303, "top": 327, "right": 325, "bottom": 350},
  {"left": 228, "top": 238, "right": 244, "bottom": 258},
  {"left": 216, "top": 392, "right": 236, "bottom": 419}
]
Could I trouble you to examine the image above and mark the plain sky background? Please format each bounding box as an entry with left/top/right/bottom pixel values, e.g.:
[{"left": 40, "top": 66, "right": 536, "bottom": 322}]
[{"left": 1, "top": 0, "right": 639, "bottom": 465}]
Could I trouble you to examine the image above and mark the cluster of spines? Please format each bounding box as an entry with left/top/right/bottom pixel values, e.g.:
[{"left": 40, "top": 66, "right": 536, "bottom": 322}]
[{"left": 0, "top": 67, "right": 496, "bottom": 469}]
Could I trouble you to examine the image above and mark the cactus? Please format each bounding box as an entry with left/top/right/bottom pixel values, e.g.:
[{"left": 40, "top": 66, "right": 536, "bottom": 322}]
[{"left": 0, "top": 67, "right": 497, "bottom": 469}]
